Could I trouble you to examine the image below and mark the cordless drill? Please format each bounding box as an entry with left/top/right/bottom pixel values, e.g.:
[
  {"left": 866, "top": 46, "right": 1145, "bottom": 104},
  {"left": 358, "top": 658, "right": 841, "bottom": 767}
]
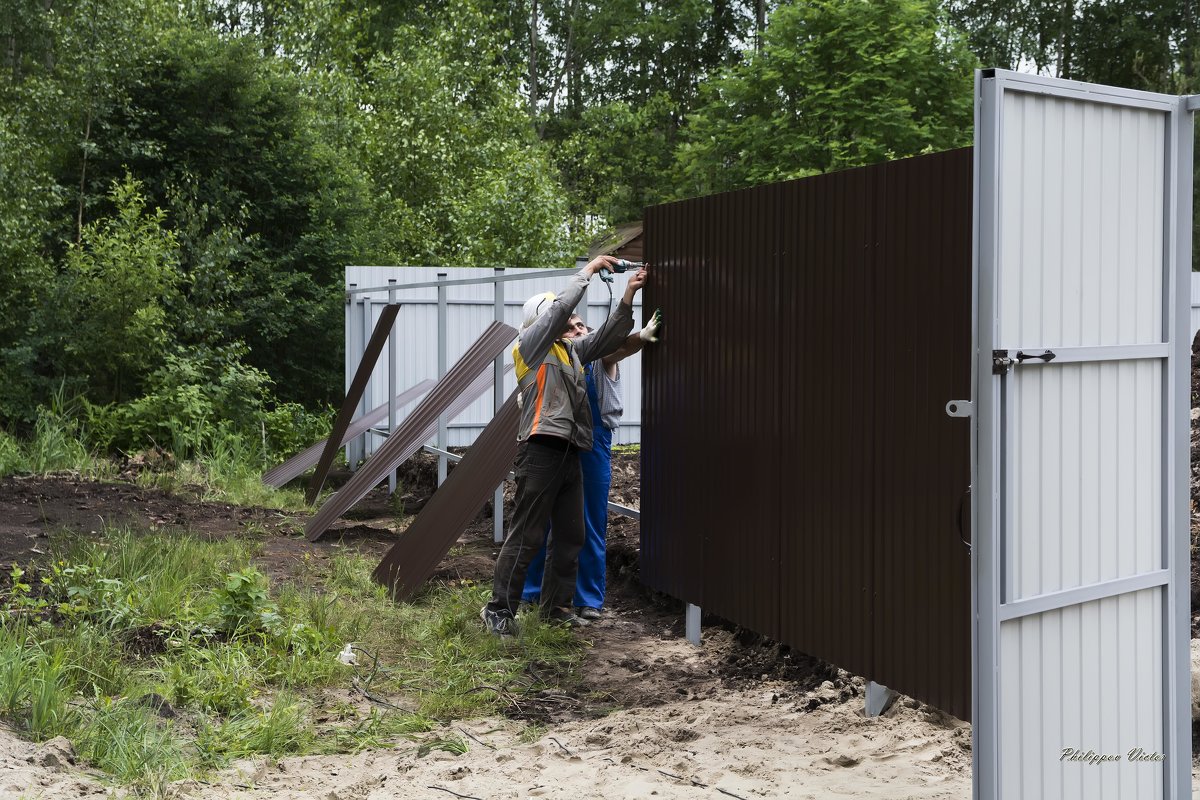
[{"left": 599, "top": 259, "right": 644, "bottom": 283}]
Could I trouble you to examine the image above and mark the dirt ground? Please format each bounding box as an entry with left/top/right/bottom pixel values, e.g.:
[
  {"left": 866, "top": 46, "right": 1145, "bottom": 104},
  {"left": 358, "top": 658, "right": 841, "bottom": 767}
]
[
  {"left": 0, "top": 450, "right": 980, "bottom": 799},
  {"left": 0, "top": 427, "right": 1198, "bottom": 797}
]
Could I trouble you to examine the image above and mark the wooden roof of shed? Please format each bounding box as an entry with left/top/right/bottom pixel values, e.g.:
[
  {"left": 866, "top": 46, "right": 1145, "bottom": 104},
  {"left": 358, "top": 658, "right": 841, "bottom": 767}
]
[{"left": 588, "top": 221, "right": 643, "bottom": 261}]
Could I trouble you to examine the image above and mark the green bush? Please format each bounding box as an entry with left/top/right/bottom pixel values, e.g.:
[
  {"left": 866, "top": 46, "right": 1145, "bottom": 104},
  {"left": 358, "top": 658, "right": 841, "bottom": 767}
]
[
  {"left": 216, "top": 567, "right": 277, "bottom": 634},
  {"left": 86, "top": 346, "right": 327, "bottom": 461}
]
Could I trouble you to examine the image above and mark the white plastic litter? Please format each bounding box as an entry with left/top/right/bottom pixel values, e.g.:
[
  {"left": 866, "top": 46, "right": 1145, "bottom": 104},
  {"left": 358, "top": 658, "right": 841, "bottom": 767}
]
[{"left": 337, "top": 643, "right": 358, "bottom": 666}]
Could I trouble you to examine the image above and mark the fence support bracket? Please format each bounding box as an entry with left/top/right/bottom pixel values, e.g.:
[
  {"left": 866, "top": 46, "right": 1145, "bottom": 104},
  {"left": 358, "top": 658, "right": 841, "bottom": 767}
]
[{"left": 865, "top": 681, "right": 898, "bottom": 717}]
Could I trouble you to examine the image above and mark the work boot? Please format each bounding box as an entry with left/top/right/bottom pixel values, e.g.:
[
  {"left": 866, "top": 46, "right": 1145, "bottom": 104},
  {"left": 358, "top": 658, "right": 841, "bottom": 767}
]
[
  {"left": 575, "top": 606, "right": 603, "bottom": 621},
  {"left": 480, "top": 606, "right": 519, "bottom": 637},
  {"left": 545, "top": 606, "right": 589, "bottom": 628}
]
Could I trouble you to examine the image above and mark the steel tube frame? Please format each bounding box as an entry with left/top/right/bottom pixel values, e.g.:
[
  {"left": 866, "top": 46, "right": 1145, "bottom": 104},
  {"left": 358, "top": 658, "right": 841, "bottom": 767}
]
[
  {"left": 437, "top": 273, "right": 448, "bottom": 486},
  {"left": 345, "top": 267, "right": 579, "bottom": 296},
  {"left": 493, "top": 268, "right": 506, "bottom": 543},
  {"left": 388, "top": 279, "right": 398, "bottom": 495},
  {"left": 345, "top": 265, "right": 645, "bottom": 541}
]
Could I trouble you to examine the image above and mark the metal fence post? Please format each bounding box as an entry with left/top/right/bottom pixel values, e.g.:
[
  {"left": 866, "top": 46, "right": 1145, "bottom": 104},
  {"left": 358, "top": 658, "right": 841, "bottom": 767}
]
[
  {"left": 346, "top": 284, "right": 359, "bottom": 472},
  {"left": 387, "top": 279, "right": 397, "bottom": 495},
  {"left": 436, "top": 272, "right": 448, "bottom": 486},
  {"left": 686, "top": 604, "right": 701, "bottom": 646},
  {"left": 360, "top": 293, "right": 374, "bottom": 461},
  {"left": 493, "top": 268, "right": 506, "bottom": 543}
]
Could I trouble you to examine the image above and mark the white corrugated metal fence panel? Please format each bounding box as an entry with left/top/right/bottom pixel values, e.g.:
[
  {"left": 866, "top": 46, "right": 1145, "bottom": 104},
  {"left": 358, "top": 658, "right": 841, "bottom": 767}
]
[
  {"left": 344, "top": 267, "right": 644, "bottom": 453},
  {"left": 1191, "top": 272, "right": 1200, "bottom": 339},
  {"left": 1010, "top": 360, "right": 1162, "bottom": 602},
  {"left": 999, "top": 92, "right": 1164, "bottom": 348},
  {"left": 998, "top": 589, "right": 1163, "bottom": 800}
]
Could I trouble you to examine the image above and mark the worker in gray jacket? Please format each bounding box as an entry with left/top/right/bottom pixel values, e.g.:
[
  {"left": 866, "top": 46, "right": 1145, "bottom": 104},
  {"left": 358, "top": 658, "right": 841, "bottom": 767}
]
[{"left": 481, "top": 257, "right": 647, "bottom": 635}]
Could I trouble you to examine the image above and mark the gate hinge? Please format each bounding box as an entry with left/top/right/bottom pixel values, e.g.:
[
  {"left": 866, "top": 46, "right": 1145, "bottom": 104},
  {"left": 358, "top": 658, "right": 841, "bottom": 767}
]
[{"left": 992, "top": 350, "right": 1014, "bottom": 375}]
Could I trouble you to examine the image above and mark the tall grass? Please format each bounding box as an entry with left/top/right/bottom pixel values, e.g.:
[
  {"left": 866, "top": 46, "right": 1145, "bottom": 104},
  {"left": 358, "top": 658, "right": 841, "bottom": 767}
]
[
  {"left": 0, "top": 525, "right": 587, "bottom": 794},
  {"left": 0, "top": 430, "right": 26, "bottom": 475},
  {"left": 0, "top": 619, "right": 32, "bottom": 714},
  {"left": 0, "top": 390, "right": 106, "bottom": 477},
  {"left": 0, "top": 624, "right": 78, "bottom": 740},
  {"left": 41, "top": 624, "right": 132, "bottom": 698},
  {"left": 27, "top": 409, "right": 93, "bottom": 475},
  {"left": 75, "top": 697, "right": 190, "bottom": 791},
  {"left": 195, "top": 692, "right": 314, "bottom": 764},
  {"left": 133, "top": 429, "right": 311, "bottom": 510}
]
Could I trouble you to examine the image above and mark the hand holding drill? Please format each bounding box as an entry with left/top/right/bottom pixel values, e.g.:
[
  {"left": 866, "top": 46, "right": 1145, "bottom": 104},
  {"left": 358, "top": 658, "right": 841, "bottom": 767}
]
[{"left": 598, "top": 258, "right": 645, "bottom": 283}]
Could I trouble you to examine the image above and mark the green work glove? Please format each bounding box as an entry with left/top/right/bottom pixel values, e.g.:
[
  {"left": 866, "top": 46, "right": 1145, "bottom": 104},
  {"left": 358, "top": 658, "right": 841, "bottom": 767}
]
[{"left": 639, "top": 309, "right": 662, "bottom": 343}]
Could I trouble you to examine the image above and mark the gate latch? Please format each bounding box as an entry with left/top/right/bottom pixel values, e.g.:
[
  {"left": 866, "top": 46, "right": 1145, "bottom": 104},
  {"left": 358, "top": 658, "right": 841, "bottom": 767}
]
[
  {"left": 992, "top": 350, "right": 1014, "bottom": 375},
  {"left": 993, "top": 349, "right": 1057, "bottom": 375},
  {"left": 1016, "top": 350, "right": 1056, "bottom": 364}
]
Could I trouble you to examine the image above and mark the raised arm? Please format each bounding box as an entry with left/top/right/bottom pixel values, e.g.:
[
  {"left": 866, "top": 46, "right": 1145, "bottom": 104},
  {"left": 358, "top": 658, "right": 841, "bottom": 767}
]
[
  {"left": 573, "top": 268, "right": 646, "bottom": 364},
  {"left": 517, "top": 256, "right": 617, "bottom": 367}
]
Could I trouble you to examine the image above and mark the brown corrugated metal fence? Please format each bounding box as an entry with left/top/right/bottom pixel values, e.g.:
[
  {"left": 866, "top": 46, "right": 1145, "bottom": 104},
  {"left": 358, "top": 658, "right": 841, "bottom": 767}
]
[{"left": 641, "top": 148, "right": 973, "bottom": 720}]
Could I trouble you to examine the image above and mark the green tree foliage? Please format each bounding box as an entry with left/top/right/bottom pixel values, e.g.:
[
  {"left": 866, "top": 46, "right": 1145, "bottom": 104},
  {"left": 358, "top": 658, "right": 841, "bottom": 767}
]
[
  {"left": 675, "top": 0, "right": 978, "bottom": 196},
  {"left": 57, "top": 25, "right": 376, "bottom": 407},
  {"left": 361, "top": 2, "right": 582, "bottom": 266},
  {"left": 553, "top": 93, "right": 681, "bottom": 226},
  {"left": 53, "top": 176, "right": 180, "bottom": 404},
  {"left": 8, "top": 0, "right": 1200, "bottom": 446},
  {"left": 947, "top": 0, "right": 1200, "bottom": 268},
  {"left": 519, "top": 0, "right": 753, "bottom": 225},
  {"left": 946, "top": 0, "right": 1189, "bottom": 90},
  {"left": 0, "top": 113, "right": 59, "bottom": 423}
]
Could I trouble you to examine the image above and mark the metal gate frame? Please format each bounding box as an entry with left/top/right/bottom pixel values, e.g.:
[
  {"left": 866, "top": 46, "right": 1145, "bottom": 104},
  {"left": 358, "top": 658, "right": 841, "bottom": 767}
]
[{"left": 973, "top": 69, "right": 1193, "bottom": 799}]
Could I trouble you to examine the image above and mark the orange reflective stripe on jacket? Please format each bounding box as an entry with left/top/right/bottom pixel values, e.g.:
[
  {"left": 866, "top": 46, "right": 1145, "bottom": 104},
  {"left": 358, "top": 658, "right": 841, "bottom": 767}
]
[{"left": 529, "top": 364, "right": 547, "bottom": 435}]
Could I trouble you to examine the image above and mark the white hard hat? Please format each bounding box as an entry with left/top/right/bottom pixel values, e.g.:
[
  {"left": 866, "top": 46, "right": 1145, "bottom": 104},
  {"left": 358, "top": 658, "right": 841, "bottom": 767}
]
[{"left": 522, "top": 292, "right": 555, "bottom": 329}]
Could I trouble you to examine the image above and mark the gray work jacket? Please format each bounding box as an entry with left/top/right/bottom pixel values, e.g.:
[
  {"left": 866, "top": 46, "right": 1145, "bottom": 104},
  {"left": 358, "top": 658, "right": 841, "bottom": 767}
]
[{"left": 513, "top": 269, "right": 634, "bottom": 450}]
